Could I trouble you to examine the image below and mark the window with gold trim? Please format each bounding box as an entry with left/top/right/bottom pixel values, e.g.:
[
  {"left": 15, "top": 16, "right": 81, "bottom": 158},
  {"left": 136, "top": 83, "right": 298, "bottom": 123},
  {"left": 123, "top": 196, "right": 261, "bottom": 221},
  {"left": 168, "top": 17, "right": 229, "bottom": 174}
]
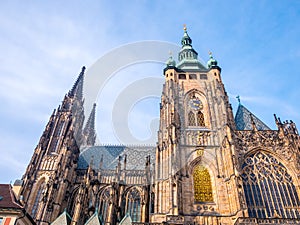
[
  {"left": 188, "top": 111, "right": 196, "bottom": 126},
  {"left": 193, "top": 165, "right": 213, "bottom": 202},
  {"left": 197, "top": 111, "right": 205, "bottom": 126},
  {"left": 188, "top": 111, "right": 205, "bottom": 127}
]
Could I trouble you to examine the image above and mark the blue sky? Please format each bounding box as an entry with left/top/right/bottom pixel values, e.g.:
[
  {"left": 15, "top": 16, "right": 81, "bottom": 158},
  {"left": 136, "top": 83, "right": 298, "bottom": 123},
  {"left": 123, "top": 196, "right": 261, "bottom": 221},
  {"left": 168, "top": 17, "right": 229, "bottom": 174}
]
[{"left": 0, "top": 1, "right": 300, "bottom": 183}]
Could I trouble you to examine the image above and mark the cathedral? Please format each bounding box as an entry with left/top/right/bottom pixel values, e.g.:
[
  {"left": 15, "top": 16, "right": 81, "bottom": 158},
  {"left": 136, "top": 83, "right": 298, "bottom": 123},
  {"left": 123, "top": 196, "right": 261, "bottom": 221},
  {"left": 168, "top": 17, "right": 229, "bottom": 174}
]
[{"left": 5, "top": 28, "right": 300, "bottom": 225}]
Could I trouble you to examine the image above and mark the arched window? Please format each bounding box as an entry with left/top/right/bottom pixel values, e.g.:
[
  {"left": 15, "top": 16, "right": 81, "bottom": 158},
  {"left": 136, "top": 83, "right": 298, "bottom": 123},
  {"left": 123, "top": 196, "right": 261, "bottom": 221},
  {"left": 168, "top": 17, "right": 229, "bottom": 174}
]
[
  {"left": 68, "top": 188, "right": 79, "bottom": 217},
  {"left": 188, "top": 111, "right": 196, "bottom": 126},
  {"left": 99, "top": 188, "right": 110, "bottom": 222},
  {"left": 197, "top": 111, "right": 205, "bottom": 126},
  {"left": 126, "top": 189, "right": 141, "bottom": 222},
  {"left": 188, "top": 111, "right": 205, "bottom": 127},
  {"left": 31, "top": 181, "right": 46, "bottom": 218},
  {"left": 150, "top": 192, "right": 155, "bottom": 213},
  {"left": 193, "top": 165, "right": 213, "bottom": 202},
  {"left": 242, "top": 152, "right": 300, "bottom": 218}
]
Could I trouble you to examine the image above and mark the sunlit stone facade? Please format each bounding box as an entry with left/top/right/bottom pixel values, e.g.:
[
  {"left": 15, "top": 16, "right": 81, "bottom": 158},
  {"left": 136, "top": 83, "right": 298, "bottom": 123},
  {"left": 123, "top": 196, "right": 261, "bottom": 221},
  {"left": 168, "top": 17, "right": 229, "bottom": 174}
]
[{"left": 14, "top": 28, "right": 300, "bottom": 225}]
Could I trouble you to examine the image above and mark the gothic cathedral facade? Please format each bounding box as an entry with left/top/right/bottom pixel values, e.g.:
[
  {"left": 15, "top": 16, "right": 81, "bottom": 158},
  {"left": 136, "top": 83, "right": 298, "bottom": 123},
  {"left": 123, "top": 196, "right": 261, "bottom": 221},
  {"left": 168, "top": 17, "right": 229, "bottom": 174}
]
[{"left": 15, "top": 28, "right": 300, "bottom": 225}]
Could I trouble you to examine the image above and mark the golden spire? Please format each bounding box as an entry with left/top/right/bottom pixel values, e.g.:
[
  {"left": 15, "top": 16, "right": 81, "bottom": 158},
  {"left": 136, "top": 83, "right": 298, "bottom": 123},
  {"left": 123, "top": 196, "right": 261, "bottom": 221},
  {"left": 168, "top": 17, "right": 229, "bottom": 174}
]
[{"left": 183, "top": 24, "right": 187, "bottom": 31}]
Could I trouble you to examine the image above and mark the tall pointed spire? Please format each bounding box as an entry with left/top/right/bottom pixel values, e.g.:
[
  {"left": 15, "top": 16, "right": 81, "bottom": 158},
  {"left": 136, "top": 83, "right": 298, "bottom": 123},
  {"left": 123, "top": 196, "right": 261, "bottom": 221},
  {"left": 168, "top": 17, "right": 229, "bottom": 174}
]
[
  {"left": 69, "top": 66, "right": 85, "bottom": 100},
  {"left": 83, "top": 103, "right": 97, "bottom": 146}
]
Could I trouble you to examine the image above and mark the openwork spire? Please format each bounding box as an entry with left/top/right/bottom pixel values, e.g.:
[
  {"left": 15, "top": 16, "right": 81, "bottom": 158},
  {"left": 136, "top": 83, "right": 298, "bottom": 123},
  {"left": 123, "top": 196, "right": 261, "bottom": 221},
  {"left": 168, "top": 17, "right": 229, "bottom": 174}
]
[
  {"left": 83, "top": 103, "right": 97, "bottom": 146},
  {"left": 69, "top": 66, "right": 85, "bottom": 100}
]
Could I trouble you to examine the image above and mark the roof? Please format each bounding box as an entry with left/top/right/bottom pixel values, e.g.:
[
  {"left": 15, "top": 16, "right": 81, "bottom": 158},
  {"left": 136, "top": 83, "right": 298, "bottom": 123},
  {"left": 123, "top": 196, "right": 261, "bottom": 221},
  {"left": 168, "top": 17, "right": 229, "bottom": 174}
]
[
  {"left": 119, "top": 214, "right": 132, "bottom": 225},
  {"left": 235, "top": 104, "right": 270, "bottom": 131},
  {"left": 51, "top": 210, "right": 72, "bottom": 225},
  {"left": 78, "top": 145, "right": 155, "bottom": 170},
  {"left": 85, "top": 211, "right": 101, "bottom": 225},
  {"left": 0, "top": 184, "right": 22, "bottom": 209}
]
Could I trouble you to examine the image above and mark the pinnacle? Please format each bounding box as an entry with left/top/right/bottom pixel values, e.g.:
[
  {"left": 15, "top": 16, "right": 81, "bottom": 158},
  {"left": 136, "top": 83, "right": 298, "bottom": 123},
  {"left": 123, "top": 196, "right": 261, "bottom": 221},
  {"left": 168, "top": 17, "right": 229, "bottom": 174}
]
[
  {"left": 83, "top": 103, "right": 97, "bottom": 146},
  {"left": 69, "top": 66, "right": 85, "bottom": 100}
]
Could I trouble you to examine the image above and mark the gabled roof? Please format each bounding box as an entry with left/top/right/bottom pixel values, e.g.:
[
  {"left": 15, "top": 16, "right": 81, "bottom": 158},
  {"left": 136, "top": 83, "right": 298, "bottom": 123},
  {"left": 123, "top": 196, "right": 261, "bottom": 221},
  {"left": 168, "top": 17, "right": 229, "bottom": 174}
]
[
  {"left": 0, "top": 184, "right": 22, "bottom": 209},
  {"left": 119, "top": 213, "right": 132, "bottom": 225},
  {"left": 235, "top": 104, "right": 270, "bottom": 131},
  {"left": 85, "top": 211, "right": 102, "bottom": 225},
  {"left": 50, "top": 210, "right": 72, "bottom": 225}
]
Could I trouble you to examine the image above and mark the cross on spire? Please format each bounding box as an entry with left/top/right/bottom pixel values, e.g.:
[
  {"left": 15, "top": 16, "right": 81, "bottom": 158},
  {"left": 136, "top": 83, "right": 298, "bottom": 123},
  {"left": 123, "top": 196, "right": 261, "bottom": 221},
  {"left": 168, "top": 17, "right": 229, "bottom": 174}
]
[{"left": 236, "top": 95, "right": 241, "bottom": 105}]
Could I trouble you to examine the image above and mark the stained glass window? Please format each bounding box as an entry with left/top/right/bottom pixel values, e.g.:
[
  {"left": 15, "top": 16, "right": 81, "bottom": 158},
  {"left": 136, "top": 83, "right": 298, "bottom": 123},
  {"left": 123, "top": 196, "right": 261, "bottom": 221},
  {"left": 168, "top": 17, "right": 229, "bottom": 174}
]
[
  {"left": 127, "top": 189, "right": 141, "bottom": 222},
  {"left": 99, "top": 188, "right": 110, "bottom": 222},
  {"left": 193, "top": 165, "right": 213, "bottom": 202},
  {"left": 31, "top": 181, "right": 46, "bottom": 217},
  {"left": 242, "top": 151, "right": 300, "bottom": 218}
]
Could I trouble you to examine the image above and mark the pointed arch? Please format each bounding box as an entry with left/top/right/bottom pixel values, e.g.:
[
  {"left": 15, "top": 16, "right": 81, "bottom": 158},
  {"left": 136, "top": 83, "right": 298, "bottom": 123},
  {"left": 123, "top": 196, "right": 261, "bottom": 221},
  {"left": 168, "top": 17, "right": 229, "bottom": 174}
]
[
  {"left": 197, "top": 111, "right": 205, "bottom": 126},
  {"left": 31, "top": 179, "right": 46, "bottom": 218},
  {"left": 98, "top": 187, "right": 111, "bottom": 223},
  {"left": 188, "top": 111, "right": 196, "bottom": 126},
  {"left": 125, "top": 188, "right": 142, "bottom": 222},
  {"left": 193, "top": 164, "right": 213, "bottom": 202},
  {"left": 185, "top": 89, "right": 210, "bottom": 128},
  {"left": 67, "top": 186, "right": 80, "bottom": 217},
  {"left": 242, "top": 151, "right": 300, "bottom": 218}
]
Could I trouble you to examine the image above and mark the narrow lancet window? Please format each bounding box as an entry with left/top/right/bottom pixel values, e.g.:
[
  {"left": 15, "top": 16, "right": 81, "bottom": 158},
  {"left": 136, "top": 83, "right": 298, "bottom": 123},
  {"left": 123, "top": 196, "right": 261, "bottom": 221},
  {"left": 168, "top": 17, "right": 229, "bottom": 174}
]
[
  {"left": 188, "top": 111, "right": 196, "bottom": 126},
  {"left": 127, "top": 189, "right": 141, "bottom": 222},
  {"left": 99, "top": 189, "right": 110, "bottom": 222}
]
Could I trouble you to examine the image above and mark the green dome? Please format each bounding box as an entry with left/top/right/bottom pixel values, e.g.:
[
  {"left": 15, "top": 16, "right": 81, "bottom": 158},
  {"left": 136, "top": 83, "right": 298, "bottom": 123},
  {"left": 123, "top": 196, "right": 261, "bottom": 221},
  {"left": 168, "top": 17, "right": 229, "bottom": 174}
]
[
  {"left": 166, "top": 55, "right": 176, "bottom": 67},
  {"left": 207, "top": 53, "right": 218, "bottom": 69}
]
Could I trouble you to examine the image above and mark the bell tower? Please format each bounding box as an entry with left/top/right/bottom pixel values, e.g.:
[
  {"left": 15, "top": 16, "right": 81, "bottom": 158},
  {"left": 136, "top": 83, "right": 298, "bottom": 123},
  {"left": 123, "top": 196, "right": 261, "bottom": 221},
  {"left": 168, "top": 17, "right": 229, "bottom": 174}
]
[
  {"left": 152, "top": 27, "right": 243, "bottom": 225},
  {"left": 19, "top": 67, "right": 89, "bottom": 225}
]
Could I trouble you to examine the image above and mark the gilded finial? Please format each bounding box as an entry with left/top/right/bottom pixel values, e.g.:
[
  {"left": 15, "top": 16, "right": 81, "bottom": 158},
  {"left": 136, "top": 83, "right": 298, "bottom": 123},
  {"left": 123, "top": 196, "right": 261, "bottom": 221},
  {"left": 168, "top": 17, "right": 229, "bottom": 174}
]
[
  {"left": 183, "top": 24, "right": 187, "bottom": 31},
  {"left": 169, "top": 50, "right": 173, "bottom": 56},
  {"left": 209, "top": 51, "right": 213, "bottom": 58}
]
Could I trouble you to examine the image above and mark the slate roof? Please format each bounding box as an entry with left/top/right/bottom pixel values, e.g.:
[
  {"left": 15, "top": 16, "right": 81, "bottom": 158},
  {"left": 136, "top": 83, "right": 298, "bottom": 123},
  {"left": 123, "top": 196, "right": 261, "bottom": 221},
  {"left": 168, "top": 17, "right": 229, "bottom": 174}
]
[
  {"left": 235, "top": 104, "right": 270, "bottom": 131},
  {"left": 0, "top": 184, "right": 22, "bottom": 209},
  {"left": 78, "top": 145, "right": 155, "bottom": 170}
]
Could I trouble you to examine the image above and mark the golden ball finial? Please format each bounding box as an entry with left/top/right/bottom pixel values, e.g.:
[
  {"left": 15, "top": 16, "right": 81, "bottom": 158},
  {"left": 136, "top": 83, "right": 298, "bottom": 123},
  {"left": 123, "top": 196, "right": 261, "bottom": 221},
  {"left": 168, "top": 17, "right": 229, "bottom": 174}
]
[
  {"left": 209, "top": 51, "right": 212, "bottom": 56},
  {"left": 183, "top": 24, "right": 187, "bottom": 31}
]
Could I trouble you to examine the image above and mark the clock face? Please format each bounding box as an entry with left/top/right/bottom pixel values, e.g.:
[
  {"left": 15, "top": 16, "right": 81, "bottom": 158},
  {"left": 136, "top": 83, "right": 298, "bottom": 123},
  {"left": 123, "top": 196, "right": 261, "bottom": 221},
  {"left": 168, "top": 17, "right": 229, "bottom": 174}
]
[{"left": 189, "top": 98, "right": 203, "bottom": 110}]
